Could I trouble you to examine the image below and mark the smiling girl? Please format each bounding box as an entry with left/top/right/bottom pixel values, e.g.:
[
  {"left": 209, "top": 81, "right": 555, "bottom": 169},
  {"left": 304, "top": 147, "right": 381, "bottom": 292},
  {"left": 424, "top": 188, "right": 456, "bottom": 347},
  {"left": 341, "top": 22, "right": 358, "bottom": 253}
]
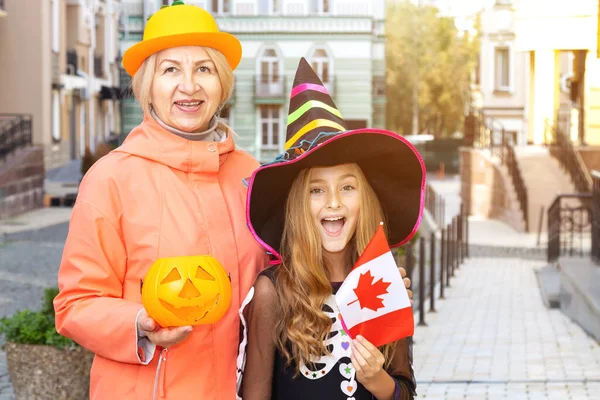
[{"left": 237, "top": 59, "right": 425, "bottom": 400}]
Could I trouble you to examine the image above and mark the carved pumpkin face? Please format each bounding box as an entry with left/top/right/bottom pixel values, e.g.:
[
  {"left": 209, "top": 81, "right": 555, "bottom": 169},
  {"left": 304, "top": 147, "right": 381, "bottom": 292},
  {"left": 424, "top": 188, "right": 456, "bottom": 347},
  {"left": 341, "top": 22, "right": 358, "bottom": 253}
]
[{"left": 141, "top": 255, "right": 232, "bottom": 327}]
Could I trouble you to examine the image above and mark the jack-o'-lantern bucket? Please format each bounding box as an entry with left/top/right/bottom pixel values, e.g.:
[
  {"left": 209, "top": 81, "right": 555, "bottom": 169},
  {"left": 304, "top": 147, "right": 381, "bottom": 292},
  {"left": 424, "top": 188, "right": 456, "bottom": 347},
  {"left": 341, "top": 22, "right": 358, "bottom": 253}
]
[{"left": 142, "top": 255, "right": 232, "bottom": 327}]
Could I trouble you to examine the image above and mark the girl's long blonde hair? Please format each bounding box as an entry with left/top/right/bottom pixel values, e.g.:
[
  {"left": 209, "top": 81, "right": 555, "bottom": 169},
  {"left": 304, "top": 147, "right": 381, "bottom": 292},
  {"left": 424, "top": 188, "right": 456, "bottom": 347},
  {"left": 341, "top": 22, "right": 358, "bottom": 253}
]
[{"left": 275, "top": 163, "right": 396, "bottom": 373}]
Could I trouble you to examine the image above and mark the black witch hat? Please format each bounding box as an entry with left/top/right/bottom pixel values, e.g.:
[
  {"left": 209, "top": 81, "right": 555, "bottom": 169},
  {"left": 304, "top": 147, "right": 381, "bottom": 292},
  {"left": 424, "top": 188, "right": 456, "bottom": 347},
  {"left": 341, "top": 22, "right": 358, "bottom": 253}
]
[{"left": 246, "top": 58, "right": 426, "bottom": 262}]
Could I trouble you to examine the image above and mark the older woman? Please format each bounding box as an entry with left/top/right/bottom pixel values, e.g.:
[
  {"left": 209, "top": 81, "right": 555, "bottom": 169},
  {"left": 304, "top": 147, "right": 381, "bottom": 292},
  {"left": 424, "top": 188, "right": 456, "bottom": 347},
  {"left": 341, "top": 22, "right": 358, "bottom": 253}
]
[{"left": 53, "top": 3, "right": 268, "bottom": 399}]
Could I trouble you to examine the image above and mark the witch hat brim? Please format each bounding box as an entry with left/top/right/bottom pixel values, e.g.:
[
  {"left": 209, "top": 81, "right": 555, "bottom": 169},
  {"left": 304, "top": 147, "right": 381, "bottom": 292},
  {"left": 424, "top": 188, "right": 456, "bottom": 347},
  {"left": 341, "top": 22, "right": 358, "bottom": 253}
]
[{"left": 246, "top": 59, "right": 426, "bottom": 262}]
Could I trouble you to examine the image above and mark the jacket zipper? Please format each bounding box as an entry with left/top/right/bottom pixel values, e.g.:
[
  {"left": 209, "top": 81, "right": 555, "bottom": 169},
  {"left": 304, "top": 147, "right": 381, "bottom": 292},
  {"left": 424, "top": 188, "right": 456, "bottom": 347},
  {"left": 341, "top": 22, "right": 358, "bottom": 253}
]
[{"left": 152, "top": 348, "right": 168, "bottom": 400}]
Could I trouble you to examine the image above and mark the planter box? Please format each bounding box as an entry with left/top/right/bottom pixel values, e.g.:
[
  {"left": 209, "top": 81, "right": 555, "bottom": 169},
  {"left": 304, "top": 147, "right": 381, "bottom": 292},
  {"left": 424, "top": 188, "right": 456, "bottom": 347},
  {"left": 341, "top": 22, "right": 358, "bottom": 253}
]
[{"left": 5, "top": 342, "right": 94, "bottom": 400}]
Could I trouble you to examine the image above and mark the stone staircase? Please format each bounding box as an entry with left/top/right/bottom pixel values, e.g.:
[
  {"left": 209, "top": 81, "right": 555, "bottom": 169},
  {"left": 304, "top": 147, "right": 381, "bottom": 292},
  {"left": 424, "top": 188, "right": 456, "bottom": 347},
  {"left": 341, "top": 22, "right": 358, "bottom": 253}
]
[
  {"left": 460, "top": 148, "right": 526, "bottom": 232},
  {"left": 513, "top": 146, "right": 578, "bottom": 233},
  {"left": 497, "top": 161, "right": 528, "bottom": 232}
]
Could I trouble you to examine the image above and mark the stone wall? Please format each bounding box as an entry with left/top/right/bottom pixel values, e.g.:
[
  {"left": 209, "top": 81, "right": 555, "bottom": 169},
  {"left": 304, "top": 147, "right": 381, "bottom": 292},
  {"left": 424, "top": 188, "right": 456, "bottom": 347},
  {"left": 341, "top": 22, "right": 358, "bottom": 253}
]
[
  {"left": 0, "top": 146, "right": 44, "bottom": 219},
  {"left": 43, "top": 141, "right": 72, "bottom": 172}
]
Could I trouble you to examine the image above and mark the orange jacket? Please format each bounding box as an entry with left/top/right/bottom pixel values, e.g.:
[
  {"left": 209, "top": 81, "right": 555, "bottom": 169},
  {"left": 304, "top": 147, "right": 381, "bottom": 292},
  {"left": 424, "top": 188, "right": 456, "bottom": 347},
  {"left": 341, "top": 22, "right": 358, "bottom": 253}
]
[{"left": 54, "top": 116, "right": 269, "bottom": 400}]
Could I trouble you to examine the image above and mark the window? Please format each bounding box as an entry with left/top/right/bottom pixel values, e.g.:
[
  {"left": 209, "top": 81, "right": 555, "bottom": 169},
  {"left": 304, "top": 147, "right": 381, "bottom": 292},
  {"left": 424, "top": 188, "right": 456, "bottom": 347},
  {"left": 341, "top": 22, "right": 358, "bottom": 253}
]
[
  {"left": 309, "top": 48, "right": 333, "bottom": 94},
  {"left": 259, "top": 0, "right": 280, "bottom": 14},
  {"left": 494, "top": 47, "right": 510, "bottom": 91},
  {"left": 260, "top": 49, "right": 280, "bottom": 83},
  {"left": 272, "top": 0, "right": 280, "bottom": 14},
  {"left": 257, "top": 47, "right": 284, "bottom": 97},
  {"left": 311, "top": 49, "right": 330, "bottom": 83},
  {"left": 260, "top": 105, "right": 281, "bottom": 149},
  {"left": 312, "top": 0, "right": 331, "bottom": 14},
  {"left": 212, "top": 0, "right": 230, "bottom": 14}
]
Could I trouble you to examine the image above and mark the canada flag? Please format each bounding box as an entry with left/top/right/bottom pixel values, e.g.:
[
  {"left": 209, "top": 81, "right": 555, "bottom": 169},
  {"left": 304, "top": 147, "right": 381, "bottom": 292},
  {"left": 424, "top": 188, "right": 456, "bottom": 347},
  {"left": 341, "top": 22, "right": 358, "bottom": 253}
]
[{"left": 335, "top": 224, "right": 414, "bottom": 347}]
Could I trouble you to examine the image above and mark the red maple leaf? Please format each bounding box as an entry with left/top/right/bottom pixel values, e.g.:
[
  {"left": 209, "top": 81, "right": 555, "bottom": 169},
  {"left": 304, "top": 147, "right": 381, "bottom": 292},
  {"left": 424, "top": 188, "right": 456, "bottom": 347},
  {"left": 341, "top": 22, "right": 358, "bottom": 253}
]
[{"left": 347, "top": 271, "right": 391, "bottom": 311}]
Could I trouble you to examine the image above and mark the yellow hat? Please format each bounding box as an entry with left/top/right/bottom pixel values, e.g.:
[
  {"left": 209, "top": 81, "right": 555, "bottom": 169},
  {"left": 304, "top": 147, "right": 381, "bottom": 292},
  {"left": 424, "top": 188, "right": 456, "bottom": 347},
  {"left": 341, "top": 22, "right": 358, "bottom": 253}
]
[{"left": 122, "top": 2, "right": 242, "bottom": 77}]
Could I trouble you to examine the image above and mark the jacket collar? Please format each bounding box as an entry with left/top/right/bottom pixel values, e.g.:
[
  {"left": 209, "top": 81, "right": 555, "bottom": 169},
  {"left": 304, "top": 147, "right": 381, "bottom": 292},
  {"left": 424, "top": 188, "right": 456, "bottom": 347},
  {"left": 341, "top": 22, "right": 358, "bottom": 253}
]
[{"left": 115, "top": 114, "right": 235, "bottom": 174}]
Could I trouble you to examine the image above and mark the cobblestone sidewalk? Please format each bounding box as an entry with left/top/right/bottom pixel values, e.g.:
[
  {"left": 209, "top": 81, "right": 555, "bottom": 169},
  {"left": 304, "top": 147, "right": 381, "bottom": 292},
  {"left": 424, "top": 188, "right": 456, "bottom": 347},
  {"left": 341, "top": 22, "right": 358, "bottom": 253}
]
[{"left": 413, "top": 257, "right": 600, "bottom": 399}]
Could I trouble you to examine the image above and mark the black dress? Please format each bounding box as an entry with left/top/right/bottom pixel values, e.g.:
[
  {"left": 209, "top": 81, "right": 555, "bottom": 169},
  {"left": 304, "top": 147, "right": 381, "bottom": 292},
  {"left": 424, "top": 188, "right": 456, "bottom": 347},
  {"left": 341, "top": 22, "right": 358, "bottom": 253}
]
[{"left": 238, "top": 267, "right": 416, "bottom": 400}]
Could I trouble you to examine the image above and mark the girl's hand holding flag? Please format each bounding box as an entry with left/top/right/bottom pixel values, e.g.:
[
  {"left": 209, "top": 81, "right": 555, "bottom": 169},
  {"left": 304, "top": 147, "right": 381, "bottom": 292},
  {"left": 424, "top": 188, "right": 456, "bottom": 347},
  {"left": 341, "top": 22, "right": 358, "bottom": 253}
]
[{"left": 336, "top": 223, "right": 415, "bottom": 348}]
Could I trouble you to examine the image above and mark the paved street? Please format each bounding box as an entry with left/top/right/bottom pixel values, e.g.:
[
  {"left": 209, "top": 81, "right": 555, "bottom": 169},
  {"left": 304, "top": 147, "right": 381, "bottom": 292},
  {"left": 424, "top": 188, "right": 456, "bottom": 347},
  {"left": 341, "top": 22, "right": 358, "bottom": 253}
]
[
  {"left": 0, "top": 222, "right": 68, "bottom": 400},
  {"left": 414, "top": 257, "right": 600, "bottom": 399}
]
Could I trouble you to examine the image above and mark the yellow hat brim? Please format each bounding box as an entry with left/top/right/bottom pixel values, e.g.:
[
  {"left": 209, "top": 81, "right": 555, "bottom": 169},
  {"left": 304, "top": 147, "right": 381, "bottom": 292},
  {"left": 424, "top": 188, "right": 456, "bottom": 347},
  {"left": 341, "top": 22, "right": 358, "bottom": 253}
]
[{"left": 122, "top": 31, "right": 242, "bottom": 77}]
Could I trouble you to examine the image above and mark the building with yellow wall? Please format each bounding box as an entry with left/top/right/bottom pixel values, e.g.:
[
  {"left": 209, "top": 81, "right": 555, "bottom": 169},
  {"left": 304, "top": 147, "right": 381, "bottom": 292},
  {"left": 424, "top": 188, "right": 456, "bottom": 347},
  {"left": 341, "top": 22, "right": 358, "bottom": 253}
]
[{"left": 514, "top": 0, "right": 600, "bottom": 146}]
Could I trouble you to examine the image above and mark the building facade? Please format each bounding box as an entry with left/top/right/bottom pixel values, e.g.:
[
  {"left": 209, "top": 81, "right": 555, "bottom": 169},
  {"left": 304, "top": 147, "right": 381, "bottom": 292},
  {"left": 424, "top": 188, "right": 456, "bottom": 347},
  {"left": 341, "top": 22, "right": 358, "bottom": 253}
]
[
  {"left": 119, "top": 0, "right": 386, "bottom": 162},
  {"left": 475, "top": 0, "right": 528, "bottom": 145},
  {"left": 0, "top": 0, "right": 122, "bottom": 170},
  {"left": 513, "top": 0, "right": 600, "bottom": 145},
  {"left": 119, "top": 0, "right": 150, "bottom": 135}
]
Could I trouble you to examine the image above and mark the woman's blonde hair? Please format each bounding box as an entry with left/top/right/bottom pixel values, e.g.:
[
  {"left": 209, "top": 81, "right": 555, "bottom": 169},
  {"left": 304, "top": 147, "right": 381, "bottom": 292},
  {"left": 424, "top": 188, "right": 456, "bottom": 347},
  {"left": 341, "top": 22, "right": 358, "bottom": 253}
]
[
  {"left": 130, "top": 47, "right": 234, "bottom": 116},
  {"left": 275, "top": 163, "right": 396, "bottom": 374}
]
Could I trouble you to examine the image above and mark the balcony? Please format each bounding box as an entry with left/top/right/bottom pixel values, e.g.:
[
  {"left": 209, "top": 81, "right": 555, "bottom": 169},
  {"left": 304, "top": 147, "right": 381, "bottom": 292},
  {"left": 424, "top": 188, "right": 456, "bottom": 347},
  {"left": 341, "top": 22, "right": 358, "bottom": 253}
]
[
  {"left": 94, "top": 55, "right": 104, "bottom": 78},
  {"left": 255, "top": 76, "right": 286, "bottom": 103},
  {"left": 217, "top": 16, "right": 373, "bottom": 34}
]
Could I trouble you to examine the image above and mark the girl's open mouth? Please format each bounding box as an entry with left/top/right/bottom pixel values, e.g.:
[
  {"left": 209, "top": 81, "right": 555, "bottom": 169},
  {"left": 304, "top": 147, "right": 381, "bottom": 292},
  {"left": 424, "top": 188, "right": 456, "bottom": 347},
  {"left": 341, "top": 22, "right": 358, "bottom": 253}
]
[{"left": 321, "top": 216, "right": 346, "bottom": 236}]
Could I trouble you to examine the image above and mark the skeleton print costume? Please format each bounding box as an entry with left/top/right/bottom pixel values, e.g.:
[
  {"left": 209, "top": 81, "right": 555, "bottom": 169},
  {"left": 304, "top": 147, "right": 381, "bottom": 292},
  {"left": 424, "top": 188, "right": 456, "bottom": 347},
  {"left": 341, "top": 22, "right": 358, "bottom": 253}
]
[
  {"left": 237, "top": 268, "right": 416, "bottom": 400},
  {"left": 237, "top": 57, "right": 425, "bottom": 400}
]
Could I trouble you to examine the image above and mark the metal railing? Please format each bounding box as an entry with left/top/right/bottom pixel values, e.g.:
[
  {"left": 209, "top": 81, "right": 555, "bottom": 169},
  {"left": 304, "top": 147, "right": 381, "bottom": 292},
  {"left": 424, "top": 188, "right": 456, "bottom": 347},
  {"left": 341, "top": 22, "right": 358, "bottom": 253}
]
[
  {"left": 255, "top": 76, "right": 286, "bottom": 98},
  {"left": 466, "top": 109, "right": 529, "bottom": 231},
  {"left": 401, "top": 204, "right": 469, "bottom": 326},
  {"left": 547, "top": 193, "right": 593, "bottom": 263},
  {"left": 504, "top": 143, "right": 529, "bottom": 232},
  {"left": 425, "top": 183, "right": 445, "bottom": 228},
  {"left": 544, "top": 119, "right": 592, "bottom": 193},
  {"left": 0, "top": 114, "right": 33, "bottom": 162}
]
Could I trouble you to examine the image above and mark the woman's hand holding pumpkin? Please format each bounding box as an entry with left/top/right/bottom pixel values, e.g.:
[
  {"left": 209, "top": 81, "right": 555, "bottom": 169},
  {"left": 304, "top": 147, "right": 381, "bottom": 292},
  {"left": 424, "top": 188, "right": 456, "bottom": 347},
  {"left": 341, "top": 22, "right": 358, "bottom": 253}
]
[{"left": 137, "top": 308, "right": 193, "bottom": 348}]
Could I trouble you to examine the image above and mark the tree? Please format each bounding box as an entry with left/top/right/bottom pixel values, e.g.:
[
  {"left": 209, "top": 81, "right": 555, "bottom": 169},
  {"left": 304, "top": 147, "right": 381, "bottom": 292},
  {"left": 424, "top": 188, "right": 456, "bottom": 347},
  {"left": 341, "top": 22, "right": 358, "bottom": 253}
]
[{"left": 386, "top": 1, "right": 480, "bottom": 137}]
